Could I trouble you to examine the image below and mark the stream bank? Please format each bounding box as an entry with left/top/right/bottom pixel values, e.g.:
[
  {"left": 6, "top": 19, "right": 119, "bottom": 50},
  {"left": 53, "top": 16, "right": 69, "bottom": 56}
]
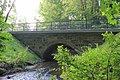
[{"left": 0, "top": 61, "right": 62, "bottom": 80}]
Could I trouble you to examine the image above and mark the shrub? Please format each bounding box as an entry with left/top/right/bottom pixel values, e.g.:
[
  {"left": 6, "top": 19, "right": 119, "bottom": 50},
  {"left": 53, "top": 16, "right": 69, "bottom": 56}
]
[{"left": 54, "top": 32, "right": 120, "bottom": 80}]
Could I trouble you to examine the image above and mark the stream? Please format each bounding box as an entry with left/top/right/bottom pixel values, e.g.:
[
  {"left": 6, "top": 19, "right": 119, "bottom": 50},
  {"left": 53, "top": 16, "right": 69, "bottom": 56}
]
[{"left": 0, "top": 61, "right": 61, "bottom": 80}]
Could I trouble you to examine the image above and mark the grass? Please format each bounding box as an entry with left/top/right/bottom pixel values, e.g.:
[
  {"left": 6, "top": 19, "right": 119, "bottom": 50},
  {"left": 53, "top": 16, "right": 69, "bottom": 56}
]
[{"left": 0, "top": 38, "right": 40, "bottom": 66}]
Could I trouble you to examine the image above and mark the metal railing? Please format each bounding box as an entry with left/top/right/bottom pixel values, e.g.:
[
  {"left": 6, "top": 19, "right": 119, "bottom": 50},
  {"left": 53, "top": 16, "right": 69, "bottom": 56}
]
[{"left": 9, "top": 19, "right": 120, "bottom": 31}]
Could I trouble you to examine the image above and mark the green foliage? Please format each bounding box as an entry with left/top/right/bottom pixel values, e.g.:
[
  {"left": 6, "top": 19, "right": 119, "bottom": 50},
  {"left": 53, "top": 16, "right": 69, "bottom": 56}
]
[
  {"left": 0, "top": 3, "right": 14, "bottom": 53},
  {"left": 38, "top": 0, "right": 101, "bottom": 22},
  {"left": 0, "top": 32, "right": 13, "bottom": 52},
  {"left": 38, "top": 0, "right": 120, "bottom": 27},
  {"left": 102, "top": 31, "right": 114, "bottom": 41},
  {"left": 0, "top": 38, "right": 40, "bottom": 67},
  {"left": 100, "top": 0, "right": 120, "bottom": 25},
  {"left": 50, "top": 75, "right": 57, "bottom": 80},
  {"left": 0, "top": 0, "right": 12, "bottom": 14},
  {"left": 0, "top": 3, "right": 40, "bottom": 67},
  {"left": 0, "top": 14, "right": 12, "bottom": 30},
  {"left": 54, "top": 32, "right": 120, "bottom": 80},
  {"left": 38, "top": 0, "right": 64, "bottom": 22},
  {"left": 62, "top": 0, "right": 100, "bottom": 20}
]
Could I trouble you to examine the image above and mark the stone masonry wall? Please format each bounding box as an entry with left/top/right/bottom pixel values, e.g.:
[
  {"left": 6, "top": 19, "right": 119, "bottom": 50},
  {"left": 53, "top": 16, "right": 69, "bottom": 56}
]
[{"left": 11, "top": 31, "right": 104, "bottom": 60}]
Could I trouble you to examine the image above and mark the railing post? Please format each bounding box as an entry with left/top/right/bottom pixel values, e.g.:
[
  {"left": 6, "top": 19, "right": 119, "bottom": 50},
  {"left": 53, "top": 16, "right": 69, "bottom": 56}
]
[
  {"left": 69, "top": 20, "right": 71, "bottom": 29},
  {"left": 51, "top": 22, "right": 52, "bottom": 28},
  {"left": 86, "top": 19, "right": 88, "bottom": 29},
  {"left": 23, "top": 24, "right": 25, "bottom": 31},
  {"left": 36, "top": 22, "right": 38, "bottom": 31},
  {"left": 68, "top": 20, "right": 69, "bottom": 29},
  {"left": 51, "top": 22, "right": 53, "bottom": 30}
]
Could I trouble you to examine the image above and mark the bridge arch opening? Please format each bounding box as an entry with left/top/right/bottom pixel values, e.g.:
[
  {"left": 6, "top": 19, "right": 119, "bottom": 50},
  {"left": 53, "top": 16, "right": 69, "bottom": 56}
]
[{"left": 43, "top": 43, "right": 77, "bottom": 61}]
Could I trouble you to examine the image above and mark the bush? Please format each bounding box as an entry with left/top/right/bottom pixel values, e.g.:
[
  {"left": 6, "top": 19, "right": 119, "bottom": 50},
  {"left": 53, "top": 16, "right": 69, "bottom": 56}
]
[{"left": 54, "top": 32, "right": 120, "bottom": 80}]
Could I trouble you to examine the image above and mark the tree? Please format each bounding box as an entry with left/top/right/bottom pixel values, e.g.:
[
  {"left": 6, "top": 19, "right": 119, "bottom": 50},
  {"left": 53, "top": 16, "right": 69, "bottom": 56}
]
[
  {"left": 0, "top": 0, "right": 9, "bottom": 14},
  {"left": 0, "top": 0, "right": 16, "bottom": 22},
  {"left": 62, "top": 0, "right": 100, "bottom": 20},
  {"left": 5, "top": 0, "right": 16, "bottom": 22},
  {"left": 100, "top": 0, "right": 120, "bottom": 24},
  {"left": 7, "top": 5, "right": 17, "bottom": 24},
  {"left": 38, "top": 0, "right": 101, "bottom": 22},
  {"left": 38, "top": 0, "right": 64, "bottom": 22},
  {"left": 0, "top": 0, "right": 16, "bottom": 31},
  {"left": 0, "top": 0, "right": 16, "bottom": 53},
  {"left": 0, "top": 0, "right": 40, "bottom": 69}
]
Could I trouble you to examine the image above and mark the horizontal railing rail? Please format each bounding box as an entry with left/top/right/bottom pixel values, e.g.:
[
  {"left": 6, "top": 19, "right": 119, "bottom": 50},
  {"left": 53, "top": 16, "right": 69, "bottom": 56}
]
[{"left": 8, "top": 19, "right": 120, "bottom": 31}]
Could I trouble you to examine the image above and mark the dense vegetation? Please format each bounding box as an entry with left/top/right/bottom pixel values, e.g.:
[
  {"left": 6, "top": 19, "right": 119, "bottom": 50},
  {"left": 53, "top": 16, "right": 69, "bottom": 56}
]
[
  {"left": 38, "top": 0, "right": 101, "bottom": 22},
  {"left": 100, "top": 0, "right": 120, "bottom": 24},
  {"left": 0, "top": 0, "right": 40, "bottom": 69},
  {"left": 0, "top": 36, "right": 40, "bottom": 67},
  {"left": 38, "top": 0, "right": 120, "bottom": 24},
  {"left": 51, "top": 0, "right": 120, "bottom": 80},
  {"left": 54, "top": 32, "right": 120, "bottom": 80}
]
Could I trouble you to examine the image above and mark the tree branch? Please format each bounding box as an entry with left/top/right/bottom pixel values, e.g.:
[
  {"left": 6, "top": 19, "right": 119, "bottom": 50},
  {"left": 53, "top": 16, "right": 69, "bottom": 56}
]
[{"left": 5, "top": 0, "right": 16, "bottom": 22}]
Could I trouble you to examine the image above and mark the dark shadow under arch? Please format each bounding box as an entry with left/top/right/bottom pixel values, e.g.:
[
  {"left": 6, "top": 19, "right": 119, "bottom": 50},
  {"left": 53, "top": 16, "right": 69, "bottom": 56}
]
[{"left": 43, "top": 43, "right": 77, "bottom": 61}]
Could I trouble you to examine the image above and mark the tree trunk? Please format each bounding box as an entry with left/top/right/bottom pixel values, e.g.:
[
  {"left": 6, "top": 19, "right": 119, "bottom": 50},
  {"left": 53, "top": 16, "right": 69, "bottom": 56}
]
[{"left": 5, "top": 0, "right": 16, "bottom": 22}]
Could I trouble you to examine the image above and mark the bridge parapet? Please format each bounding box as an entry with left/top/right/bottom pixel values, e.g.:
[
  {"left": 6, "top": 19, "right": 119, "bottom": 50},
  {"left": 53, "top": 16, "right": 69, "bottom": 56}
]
[{"left": 10, "top": 19, "right": 120, "bottom": 31}]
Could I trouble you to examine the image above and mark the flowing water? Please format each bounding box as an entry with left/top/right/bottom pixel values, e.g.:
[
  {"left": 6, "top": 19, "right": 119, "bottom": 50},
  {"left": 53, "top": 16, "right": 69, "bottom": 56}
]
[{"left": 0, "top": 61, "right": 61, "bottom": 80}]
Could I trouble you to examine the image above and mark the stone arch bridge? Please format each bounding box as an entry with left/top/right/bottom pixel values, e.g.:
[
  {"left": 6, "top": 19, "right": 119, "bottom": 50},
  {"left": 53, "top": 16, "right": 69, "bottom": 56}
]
[
  {"left": 9, "top": 20, "right": 120, "bottom": 60},
  {"left": 10, "top": 30, "right": 120, "bottom": 60}
]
